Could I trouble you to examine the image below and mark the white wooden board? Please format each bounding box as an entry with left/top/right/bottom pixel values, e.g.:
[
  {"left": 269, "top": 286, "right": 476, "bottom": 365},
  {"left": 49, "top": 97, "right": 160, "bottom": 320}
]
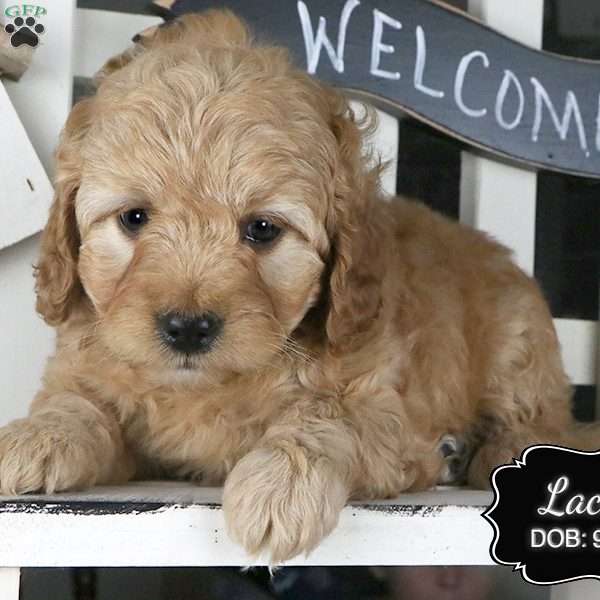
[
  {"left": 0, "top": 568, "right": 19, "bottom": 600},
  {"left": 0, "top": 82, "right": 53, "bottom": 250},
  {"left": 0, "top": 483, "right": 494, "bottom": 567},
  {"left": 460, "top": 154, "right": 537, "bottom": 274},
  {"left": 0, "top": 235, "right": 55, "bottom": 425},
  {"left": 2, "top": 0, "right": 75, "bottom": 177},
  {"left": 74, "top": 9, "right": 162, "bottom": 80},
  {"left": 460, "top": 0, "right": 543, "bottom": 277}
]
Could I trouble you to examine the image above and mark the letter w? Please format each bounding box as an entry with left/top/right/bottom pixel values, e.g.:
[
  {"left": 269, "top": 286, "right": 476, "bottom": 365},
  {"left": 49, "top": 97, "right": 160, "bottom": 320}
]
[{"left": 297, "top": 0, "right": 360, "bottom": 74}]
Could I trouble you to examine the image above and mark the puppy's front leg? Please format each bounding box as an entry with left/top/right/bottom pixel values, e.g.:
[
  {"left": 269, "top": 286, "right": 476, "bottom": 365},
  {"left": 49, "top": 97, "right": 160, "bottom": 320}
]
[
  {"left": 0, "top": 392, "right": 134, "bottom": 495},
  {"left": 223, "top": 399, "right": 357, "bottom": 564}
]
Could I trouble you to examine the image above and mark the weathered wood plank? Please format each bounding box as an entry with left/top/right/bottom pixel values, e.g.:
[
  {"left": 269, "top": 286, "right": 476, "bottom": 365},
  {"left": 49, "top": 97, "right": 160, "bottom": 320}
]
[
  {"left": 0, "top": 568, "right": 20, "bottom": 600},
  {"left": 0, "top": 25, "right": 32, "bottom": 80},
  {"left": 554, "top": 318, "right": 598, "bottom": 387},
  {"left": 0, "top": 82, "right": 53, "bottom": 250},
  {"left": 0, "top": 483, "right": 494, "bottom": 567}
]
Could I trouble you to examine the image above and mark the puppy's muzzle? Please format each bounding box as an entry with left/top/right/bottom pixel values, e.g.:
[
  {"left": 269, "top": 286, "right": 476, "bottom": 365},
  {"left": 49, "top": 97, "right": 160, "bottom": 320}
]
[{"left": 157, "top": 312, "right": 223, "bottom": 354}]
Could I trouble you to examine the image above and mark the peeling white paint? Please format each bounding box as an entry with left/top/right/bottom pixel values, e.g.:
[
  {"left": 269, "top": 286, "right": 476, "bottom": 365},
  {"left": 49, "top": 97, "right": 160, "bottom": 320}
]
[{"left": 0, "top": 483, "right": 494, "bottom": 567}]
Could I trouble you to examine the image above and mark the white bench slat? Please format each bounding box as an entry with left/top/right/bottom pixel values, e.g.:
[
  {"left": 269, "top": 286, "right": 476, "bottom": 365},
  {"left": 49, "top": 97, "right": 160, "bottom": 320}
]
[
  {"left": 0, "top": 235, "right": 55, "bottom": 427},
  {"left": 555, "top": 318, "right": 598, "bottom": 387},
  {"left": 74, "top": 9, "right": 162, "bottom": 80},
  {"left": 0, "top": 83, "right": 53, "bottom": 251},
  {"left": 0, "top": 483, "right": 493, "bottom": 567},
  {"left": 460, "top": 0, "right": 543, "bottom": 277},
  {"left": 0, "top": 568, "right": 19, "bottom": 600},
  {"left": 2, "top": 0, "right": 76, "bottom": 178},
  {"left": 460, "top": 155, "right": 537, "bottom": 274}
]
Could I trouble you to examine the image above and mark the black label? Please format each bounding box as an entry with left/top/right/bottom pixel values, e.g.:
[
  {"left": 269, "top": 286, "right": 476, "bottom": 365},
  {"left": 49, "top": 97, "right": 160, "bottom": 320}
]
[{"left": 485, "top": 445, "right": 600, "bottom": 586}]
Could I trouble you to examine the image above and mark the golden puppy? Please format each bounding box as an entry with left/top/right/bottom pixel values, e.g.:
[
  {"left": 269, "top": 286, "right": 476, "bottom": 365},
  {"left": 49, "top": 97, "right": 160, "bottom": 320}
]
[{"left": 0, "top": 11, "right": 596, "bottom": 563}]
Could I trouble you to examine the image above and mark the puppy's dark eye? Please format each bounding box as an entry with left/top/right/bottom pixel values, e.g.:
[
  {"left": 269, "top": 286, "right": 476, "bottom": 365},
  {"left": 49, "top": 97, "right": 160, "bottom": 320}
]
[
  {"left": 119, "top": 209, "right": 148, "bottom": 234},
  {"left": 245, "top": 219, "right": 281, "bottom": 244}
]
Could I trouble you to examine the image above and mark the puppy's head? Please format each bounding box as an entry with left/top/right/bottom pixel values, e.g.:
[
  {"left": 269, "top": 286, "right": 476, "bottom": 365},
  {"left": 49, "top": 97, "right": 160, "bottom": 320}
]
[{"left": 35, "top": 11, "right": 382, "bottom": 382}]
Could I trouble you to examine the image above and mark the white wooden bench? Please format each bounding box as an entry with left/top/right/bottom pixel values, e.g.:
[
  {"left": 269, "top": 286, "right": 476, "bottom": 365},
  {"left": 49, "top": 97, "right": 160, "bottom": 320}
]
[
  {"left": 2, "top": 485, "right": 492, "bottom": 595},
  {"left": 0, "top": 1, "right": 597, "bottom": 598},
  {"left": 0, "top": 484, "right": 492, "bottom": 569}
]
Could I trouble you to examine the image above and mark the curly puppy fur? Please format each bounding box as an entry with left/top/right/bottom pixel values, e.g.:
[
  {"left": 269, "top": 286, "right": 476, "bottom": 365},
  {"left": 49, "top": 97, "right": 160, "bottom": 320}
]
[{"left": 1, "top": 11, "right": 598, "bottom": 562}]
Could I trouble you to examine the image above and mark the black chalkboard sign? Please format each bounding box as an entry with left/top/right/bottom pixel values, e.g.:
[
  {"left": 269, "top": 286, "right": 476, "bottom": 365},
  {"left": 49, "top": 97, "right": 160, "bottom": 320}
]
[{"left": 168, "top": 0, "right": 600, "bottom": 179}]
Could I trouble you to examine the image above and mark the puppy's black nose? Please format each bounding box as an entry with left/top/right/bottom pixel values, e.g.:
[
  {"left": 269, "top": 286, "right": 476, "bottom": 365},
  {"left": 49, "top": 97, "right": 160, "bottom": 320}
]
[{"left": 157, "top": 312, "right": 223, "bottom": 354}]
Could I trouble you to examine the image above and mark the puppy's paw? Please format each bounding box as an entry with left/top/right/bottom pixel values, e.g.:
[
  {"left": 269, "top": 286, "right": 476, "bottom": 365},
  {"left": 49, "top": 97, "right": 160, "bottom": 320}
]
[
  {"left": 0, "top": 416, "right": 103, "bottom": 494},
  {"left": 223, "top": 447, "right": 347, "bottom": 564}
]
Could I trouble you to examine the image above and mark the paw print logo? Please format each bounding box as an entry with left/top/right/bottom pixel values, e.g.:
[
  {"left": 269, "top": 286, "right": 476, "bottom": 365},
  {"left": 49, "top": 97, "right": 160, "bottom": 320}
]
[{"left": 4, "top": 16, "right": 45, "bottom": 48}]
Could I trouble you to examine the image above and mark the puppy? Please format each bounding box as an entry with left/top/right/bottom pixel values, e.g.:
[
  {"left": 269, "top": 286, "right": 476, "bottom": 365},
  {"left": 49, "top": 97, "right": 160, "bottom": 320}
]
[{"left": 0, "top": 11, "right": 596, "bottom": 563}]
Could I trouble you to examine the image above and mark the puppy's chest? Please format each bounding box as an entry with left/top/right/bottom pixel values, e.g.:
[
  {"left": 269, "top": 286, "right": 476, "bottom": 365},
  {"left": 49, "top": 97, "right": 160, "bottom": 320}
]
[{"left": 118, "top": 378, "right": 297, "bottom": 481}]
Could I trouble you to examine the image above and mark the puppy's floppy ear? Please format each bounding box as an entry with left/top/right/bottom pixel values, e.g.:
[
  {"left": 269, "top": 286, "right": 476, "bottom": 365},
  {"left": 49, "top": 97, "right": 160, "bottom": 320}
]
[
  {"left": 95, "top": 10, "right": 251, "bottom": 84},
  {"left": 35, "top": 98, "right": 93, "bottom": 326},
  {"left": 324, "top": 93, "right": 386, "bottom": 352}
]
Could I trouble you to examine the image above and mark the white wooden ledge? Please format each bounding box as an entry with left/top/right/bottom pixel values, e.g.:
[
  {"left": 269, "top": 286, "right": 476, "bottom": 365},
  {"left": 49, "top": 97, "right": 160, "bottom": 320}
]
[{"left": 0, "top": 483, "right": 493, "bottom": 567}]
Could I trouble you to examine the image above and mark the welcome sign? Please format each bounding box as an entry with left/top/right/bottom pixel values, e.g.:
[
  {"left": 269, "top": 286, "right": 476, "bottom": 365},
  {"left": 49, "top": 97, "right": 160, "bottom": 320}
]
[{"left": 170, "top": 0, "right": 600, "bottom": 178}]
